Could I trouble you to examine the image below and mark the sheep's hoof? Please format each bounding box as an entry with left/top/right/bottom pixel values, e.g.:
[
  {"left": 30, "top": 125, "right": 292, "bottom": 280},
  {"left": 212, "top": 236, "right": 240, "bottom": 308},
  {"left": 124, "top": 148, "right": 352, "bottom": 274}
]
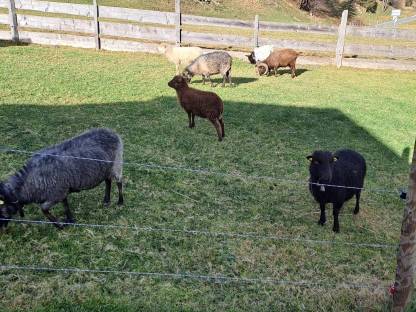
[
  {"left": 218, "top": 137, "right": 223, "bottom": 142},
  {"left": 332, "top": 226, "right": 340, "bottom": 233},
  {"left": 353, "top": 207, "right": 359, "bottom": 215},
  {"left": 318, "top": 219, "right": 326, "bottom": 226},
  {"left": 103, "top": 201, "right": 110, "bottom": 207},
  {"left": 229, "top": 83, "right": 235, "bottom": 88},
  {"left": 117, "top": 199, "right": 124, "bottom": 206}
]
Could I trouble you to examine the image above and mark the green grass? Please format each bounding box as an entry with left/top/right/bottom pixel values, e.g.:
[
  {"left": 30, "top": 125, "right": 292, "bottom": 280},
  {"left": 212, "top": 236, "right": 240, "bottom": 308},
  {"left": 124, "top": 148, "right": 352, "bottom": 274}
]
[{"left": 0, "top": 41, "right": 415, "bottom": 312}]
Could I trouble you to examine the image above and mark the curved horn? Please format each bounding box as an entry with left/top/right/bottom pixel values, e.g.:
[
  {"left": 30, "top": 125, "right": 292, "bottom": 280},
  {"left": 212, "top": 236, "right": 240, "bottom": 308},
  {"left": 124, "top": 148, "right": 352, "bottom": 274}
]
[{"left": 256, "top": 63, "right": 269, "bottom": 76}]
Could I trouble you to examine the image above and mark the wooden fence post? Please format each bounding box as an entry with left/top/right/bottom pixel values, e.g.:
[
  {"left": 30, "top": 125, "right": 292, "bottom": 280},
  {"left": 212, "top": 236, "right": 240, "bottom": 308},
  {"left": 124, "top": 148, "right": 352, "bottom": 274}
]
[
  {"left": 335, "top": 9, "right": 348, "bottom": 68},
  {"left": 392, "top": 140, "right": 416, "bottom": 312},
  {"left": 253, "top": 14, "right": 259, "bottom": 48},
  {"left": 92, "top": 0, "right": 100, "bottom": 49},
  {"left": 175, "top": 0, "right": 181, "bottom": 46},
  {"left": 7, "top": 0, "right": 18, "bottom": 42}
]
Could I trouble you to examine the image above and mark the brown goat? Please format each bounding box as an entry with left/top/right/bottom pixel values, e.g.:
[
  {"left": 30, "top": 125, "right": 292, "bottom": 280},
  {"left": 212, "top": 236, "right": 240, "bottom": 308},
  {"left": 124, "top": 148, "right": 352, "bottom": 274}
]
[
  {"left": 256, "top": 49, "right": 300, "bottom": 78},
  {"left": 168, "top": 75, "right": 225, "bottom": 141}
]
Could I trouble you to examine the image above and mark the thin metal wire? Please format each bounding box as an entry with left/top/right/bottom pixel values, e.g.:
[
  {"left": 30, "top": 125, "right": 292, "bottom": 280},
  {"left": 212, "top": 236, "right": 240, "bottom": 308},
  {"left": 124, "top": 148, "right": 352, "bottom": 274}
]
[
  {"left": 0, "top": 146, "right": 401, "bottom": 195},
  {"left": 0, "top": 264, "right": 389, "bottom": 290},
  {"left": 0, "top": 218, "right": 397, "bottom": 249}
]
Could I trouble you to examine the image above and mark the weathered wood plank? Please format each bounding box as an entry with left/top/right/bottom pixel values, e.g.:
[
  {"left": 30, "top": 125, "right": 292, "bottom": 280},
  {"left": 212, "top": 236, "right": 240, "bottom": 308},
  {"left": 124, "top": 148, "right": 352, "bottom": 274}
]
[
  {"left": 101, "top": 38, "right": 160, "bottom": 53},
  {"left": 0, "top": 29, "right": 10, "bottom": 39},
  {"left": 17, "top": 30, "right": 95, "bottom": 48},
  {"left": 259, "top": 37, "right": 335, "bottom": 52},
  {"left": 253, "top": 14, "right": 259, "bottom": 48},
  {"left": 99, "top": 5, "right": 175, "bottom": 25},
  {"left": 7, "top": 0, "right": 18, "bottom": 42},
  {"left": 181, "top": 14, "right": 252, "bottom": 29},
  {"left": 175, "top": 0, "right": 180, "bottom": 46},
  {"left": 92, "top": 0, "right": 100, "bottom": 49},
  {"left": 347, "top": 26, "right": 416, "bottom": 41},
  {"left": 0, "top": 13, "right": 8, "bottom": 24},
  {"left": 344, "top": 43, "right": 416, "bottom": 59},
  {"left": 12, "top": 0, "right": 93, "bottom": 17},
  {"left": 342, "top": 57, "right": 416, "bottom": 71},
  {"left": 336, "top": 10, "right": 348, "bottom": 68},
  {"left": 16, "top": 14, "right": 94, "bottom": 33},
  {"left": 99, "top": 21, "right": 175, "bottom": 42},
  {"left": 259, "top": 20, "right": 337, "bottom": 34},
  {"left": 182, "top": 30, "right": 251, "bottom": 48}
]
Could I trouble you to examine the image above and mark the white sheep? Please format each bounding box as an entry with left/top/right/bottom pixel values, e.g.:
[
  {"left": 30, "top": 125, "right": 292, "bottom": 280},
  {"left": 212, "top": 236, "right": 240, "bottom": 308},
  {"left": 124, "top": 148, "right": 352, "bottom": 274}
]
[{"left": 158, "top": 43, "right": 204, "bottom": 74}]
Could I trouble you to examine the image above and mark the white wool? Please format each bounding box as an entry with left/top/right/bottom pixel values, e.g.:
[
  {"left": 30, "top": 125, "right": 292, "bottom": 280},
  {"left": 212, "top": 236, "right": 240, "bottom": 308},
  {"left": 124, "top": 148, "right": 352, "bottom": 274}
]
[
  {"left": 158, "top": 44, "right": 203, "bottom": 74},
  {"left": 254, "top": 45, "right": 274, "bottom": 62}
]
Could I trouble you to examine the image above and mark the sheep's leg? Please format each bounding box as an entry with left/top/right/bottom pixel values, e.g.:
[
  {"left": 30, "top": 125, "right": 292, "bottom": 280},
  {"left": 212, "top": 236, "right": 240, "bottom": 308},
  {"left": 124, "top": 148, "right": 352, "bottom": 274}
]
[
  {"left": 188, "top": 112, "right": 193, "bottom": 128},
  {"left": 62, "top": 197, "right": 75, "bottom": 224},
  {"left": 104, "top": 178, "right": 111, "bottom": 206},
  {"left": 191, "top": 113, "right": 195, "bottom": 128},
  {"left": 207, "top": 75, "right": 214, "bottom": 87},
  {"left": 332, "top": 202, "right": 343, "bottom": 233},
  {"left": 117, "top": 181, "right": 124, "bottom": 206},
  {"left": 290, "top": 63, "right": 296, "bottom": 78},
  {"left": 353, "top": 191, "right": 361, "bottom": 215},
  {"left": 219, "top": 117, "right": 225, "bottom": 138},
  {"left": 210, "top": 118, "right": 223, "bottom": 141},
  {"left": 175, "top": 63, "right": 180, "bottom": 75},
  {"left": 40, "top": 201, "right": 63, "bottom": 229},
  {"left": 222, "top": 74, "right": 226, "bottom": 87},
  {"left": 318, "top": 202, "right": 326, "bottom": 226},
  {"left": 227, "top": 71, "right": 233, "bottom": 87}
]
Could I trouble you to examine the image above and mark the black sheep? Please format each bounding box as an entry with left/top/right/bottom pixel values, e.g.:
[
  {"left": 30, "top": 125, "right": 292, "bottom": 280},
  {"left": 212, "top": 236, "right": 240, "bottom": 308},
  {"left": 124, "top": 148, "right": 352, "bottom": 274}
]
[{"left": 307, "top": 149, "right": 366, "bottom": 233}]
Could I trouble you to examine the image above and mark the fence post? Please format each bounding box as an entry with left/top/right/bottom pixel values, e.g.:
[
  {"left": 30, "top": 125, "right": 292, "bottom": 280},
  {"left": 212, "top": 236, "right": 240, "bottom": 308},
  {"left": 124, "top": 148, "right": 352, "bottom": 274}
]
[
  {"left": 7, "top": 0, "right": 18, "bottom": 42},
  {"left": 392, "top": 140, "right": 416, "bottom": 312},
  {"left": 92, "top": 0, "right": 100, "bottom": 49},
  {"left": 175, "top": 0, "right": 181, "bottom": 46},
  {"left": 253, "top": 14, "right": 259, "bottom": 48},
  {"left": 335, "top": 10, "right": 348, "bottom": 69}
]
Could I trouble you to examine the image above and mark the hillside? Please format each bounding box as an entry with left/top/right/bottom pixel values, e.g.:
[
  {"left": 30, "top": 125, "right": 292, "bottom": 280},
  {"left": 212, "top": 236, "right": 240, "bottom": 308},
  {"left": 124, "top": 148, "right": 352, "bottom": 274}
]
[{"left": 49, "top": 0, "right": 416, "bottom": 26}]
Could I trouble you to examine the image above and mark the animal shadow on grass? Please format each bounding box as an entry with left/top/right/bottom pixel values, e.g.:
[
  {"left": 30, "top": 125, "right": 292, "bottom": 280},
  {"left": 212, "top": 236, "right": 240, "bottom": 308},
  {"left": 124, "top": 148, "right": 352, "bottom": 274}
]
[
  {"left": 190, "top": 77, "right": 257, "bottom": 87},
  {"left": 267, "top": 68, "right": 309, "bottom": 77}
]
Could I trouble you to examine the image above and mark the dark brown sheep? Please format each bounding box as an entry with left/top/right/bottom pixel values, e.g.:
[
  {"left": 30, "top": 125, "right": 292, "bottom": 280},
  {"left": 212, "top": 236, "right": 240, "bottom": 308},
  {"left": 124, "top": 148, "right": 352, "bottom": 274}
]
[
  {"left": 168, "top": 75, "right": 225, "bottom": 141},
  {"left": 256, "top": 49, "right": 300, "bottom": 78}
]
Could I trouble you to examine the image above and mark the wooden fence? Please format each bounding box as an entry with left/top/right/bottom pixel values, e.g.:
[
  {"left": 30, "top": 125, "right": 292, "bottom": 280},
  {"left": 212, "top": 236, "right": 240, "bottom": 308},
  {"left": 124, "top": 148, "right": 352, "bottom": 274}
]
[{"left": 0, "top": 0, "right": 415, "bottom": 70}]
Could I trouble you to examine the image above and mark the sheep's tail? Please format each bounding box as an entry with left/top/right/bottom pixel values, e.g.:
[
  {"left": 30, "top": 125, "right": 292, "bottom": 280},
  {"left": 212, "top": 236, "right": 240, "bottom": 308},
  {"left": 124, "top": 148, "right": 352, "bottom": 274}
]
[{"left": 112, "top": 135, "right": 123, "bottom": 183}]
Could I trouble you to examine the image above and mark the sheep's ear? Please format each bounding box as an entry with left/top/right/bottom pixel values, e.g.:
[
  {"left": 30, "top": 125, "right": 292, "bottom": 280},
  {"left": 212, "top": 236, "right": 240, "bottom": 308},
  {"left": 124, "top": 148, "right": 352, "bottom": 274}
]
[
  {"left": 333, "top": 156, "right": 339, "bottom": 162},
  {"left": 306, "top": 155, "right": 313, "bottom": 162}
]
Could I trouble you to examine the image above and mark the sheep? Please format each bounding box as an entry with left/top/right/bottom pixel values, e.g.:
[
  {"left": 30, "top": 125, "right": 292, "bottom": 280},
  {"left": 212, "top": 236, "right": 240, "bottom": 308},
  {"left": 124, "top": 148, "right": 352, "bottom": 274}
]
[
  {"left": 168, "top": 75, "right": 224, "bottom": 141},
  {"left": 182, "top": 51, "right": 233, "bottom": 87},
  {"left": 158, "top": 43, "right": 203, "bottom": 74},
  {"left": 246, "top": 45, "right": 274, "bottom": 64},
  {"left": 256, "top": 49, "right": 300, "bottom": 78},
  {"left": 307, "top": 149, "right": 366, "bottom": 233},
  {"left": 0, "top": 128, "right": 124, "bottom": 230}
]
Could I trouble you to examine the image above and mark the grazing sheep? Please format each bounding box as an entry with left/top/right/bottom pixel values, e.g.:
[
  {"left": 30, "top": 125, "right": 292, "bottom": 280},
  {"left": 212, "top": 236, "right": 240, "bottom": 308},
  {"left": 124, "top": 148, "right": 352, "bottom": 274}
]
[
  {"left": 158, "top": 43, "right": 203, "bottom": 74},
  {"left": 168, "top": 75, "right": 224, "bottom": 141},
  {"left": 182, "top": 51, "right": 233, "bottom": 87},
  {"left": 0, "top": 128, "right": 124, "bottom": 230},
  {"left": 307, "top": 149, "right": 366, "bottom": 233},
  {"left": 246, "top": 45, "right": 274, "bottom": 64},
  {"left": 256, "top": 49, "right": 300, "bottom": 78}
]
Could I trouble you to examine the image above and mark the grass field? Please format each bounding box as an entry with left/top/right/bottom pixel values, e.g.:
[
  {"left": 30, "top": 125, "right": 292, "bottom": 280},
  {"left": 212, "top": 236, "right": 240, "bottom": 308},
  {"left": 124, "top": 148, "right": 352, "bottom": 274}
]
[{"left": 0, "top": 41, "right": 415, "bottom": 311}]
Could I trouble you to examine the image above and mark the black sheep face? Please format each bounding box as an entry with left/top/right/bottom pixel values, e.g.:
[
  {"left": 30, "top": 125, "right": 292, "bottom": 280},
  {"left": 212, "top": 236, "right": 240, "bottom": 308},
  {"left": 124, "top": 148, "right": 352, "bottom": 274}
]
[
  {"left": 246, "top": 52, "right": 256, "bottom": 64},
  {"left": 168, "top": 75, "right": 188, "bottom": 89},
  {"left": 0, "top": 184, "right": 22, "bottom": 228},
  {"left": 307, "top": 151, "right": 339, "bottom": 184}
]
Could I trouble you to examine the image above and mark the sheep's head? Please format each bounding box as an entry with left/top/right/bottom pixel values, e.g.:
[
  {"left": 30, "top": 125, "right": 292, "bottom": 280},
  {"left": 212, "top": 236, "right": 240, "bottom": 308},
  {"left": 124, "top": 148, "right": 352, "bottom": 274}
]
[
  {"left": 181, "top": 69, "right": 194, "bottom": 83},
  {"left": 168, "top": 75, "right": 188, "bottom": 89},
  {"left": 0, "top": 183, "right": 23, "bottom": 229},
  {"left": 307, "top": 151, "right": 339, "bottom": 185},
  {"left": 246, "top": 52, "right": 256, "bottom": 64}
]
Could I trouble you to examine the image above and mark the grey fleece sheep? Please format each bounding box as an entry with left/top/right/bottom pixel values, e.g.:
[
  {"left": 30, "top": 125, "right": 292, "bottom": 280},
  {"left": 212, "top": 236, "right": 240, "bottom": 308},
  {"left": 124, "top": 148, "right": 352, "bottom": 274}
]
[
  {"left": 0, "top": 128, "right": 123, "bottom": 229},
  {"left": 182, "top": 51, "right": 233, "bottom": 87}
]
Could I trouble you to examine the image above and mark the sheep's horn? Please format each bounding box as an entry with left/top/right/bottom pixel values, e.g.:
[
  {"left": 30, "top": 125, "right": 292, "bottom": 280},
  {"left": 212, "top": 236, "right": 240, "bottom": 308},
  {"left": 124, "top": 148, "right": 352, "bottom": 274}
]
[{"left": 256, "top": 63, "right": 269, "bottom": 76}]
